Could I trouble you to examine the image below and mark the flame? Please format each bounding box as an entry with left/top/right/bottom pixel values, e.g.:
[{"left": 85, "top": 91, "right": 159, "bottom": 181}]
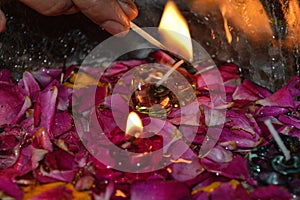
[
  {"left": 125, "top": 112, "right": 143, "bottom": 138},
  {"left": 220, "top": 6, "right": 232, "bottom": 44},
  {"left": 285, "top": 0, "right": 300, "bottom": 47},
  {"left": 158, "top": 1, "right": 193, "bottom": 61},
  {"left": 191, "top": 0, "right": 273, "bottom": 42}
]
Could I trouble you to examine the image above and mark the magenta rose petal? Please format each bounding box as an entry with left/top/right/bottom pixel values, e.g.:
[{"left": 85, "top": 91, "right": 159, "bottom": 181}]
[
  {"left": 204, "top": 145, "right": 233, "bottom": 163},
  {"left": 233, "top": 83, "right": 261, "bottom": 101},
  {"left": 212, "top": 183, "right": 250, "bottom": 200},
  {"left": 219, "top": 128, "right": 261, "bottom": 149},
  {"left": 192, "top": 191, "right": 210, "bottom": 200},
  {"left": 201, "top": 154, "right": 252, "bottom": 182},
  {"left": 255, "top": 78, "right": 297, "bottom": 107},
  {"left": 0, "top": 59, "right": 299, "bottom": 199},
  {"left": 37, "top": 85, "right": 58, "bottom": 139},
  {"left": 226, "top": 110, "right": 261, "bottom": 136},
  {"left": 250, "top": 185, "right": 292, "bottom": 200},
  {"left": 233, "top": 79, "right": 272, "bottom": 101},
  {"left": 18, "top": 71, "right": 40, "bottom": 101},
  {"left": 0, "top": 145, "right": 46, "bottom": 180},
  {"left": 254, "top": 106, "right": 289, "bottom": 117},
  {"left": 278, "top": 114, "right": 300, "bottom": 130},
  {"left": 0, "top": 82, "right": 25, "bottom": 126},
  {"left": 56, "top": 83, "right": 70, "bottom": 111},
  {"left": 32, "top": 127, "right": 53, "bottom": 151},
  {"left": 35, "top": 149, "right": 78, "bottom": 183},
  {"left": 35, "top": 168, "right": 78, "bottom": 183},
  {"left": 171, "top": 147, "right": 204, "bottom": 182},
  {"left": 131, "top": 180, "right": 191, "bottom": 200},
  {"left": 32, "top": 68, "right": 62, "bottom": 88},
  {"left": 218, "top": 63, "right": 241, "bottom": 82},
  {"left": 0, "top": 177, "right": 23, "bottom": 200},
  {"left": 285, "top": 76, "right": 300, "bottom": 97},
  {"left": 13, "top": 96, "right": 31, "bottom": 124},
  {"left": 53, "top": 111, "right": 73, "bottom": 138}
]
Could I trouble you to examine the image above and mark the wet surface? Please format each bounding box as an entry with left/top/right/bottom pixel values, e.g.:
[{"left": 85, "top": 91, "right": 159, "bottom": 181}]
[{"left": 0, "top": 0, "right": 299, "bottom": 91}]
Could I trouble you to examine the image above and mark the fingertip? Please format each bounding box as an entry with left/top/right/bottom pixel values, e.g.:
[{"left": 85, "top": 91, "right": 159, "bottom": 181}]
[
  {"left": 101, "top": 20, "right": 129, "bottom": 35},
  {"left": 0, "top": 9, "right": 6, "bottom": 33},
  {"left": 118, "top": 0, "right": 138, "bottom": 21}
]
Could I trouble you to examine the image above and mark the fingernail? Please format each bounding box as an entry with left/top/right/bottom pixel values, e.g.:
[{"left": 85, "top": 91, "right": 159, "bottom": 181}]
[
  {"left": 118, "top": 0, "right": 136, "bottom": 10},
  {"left": 101, "top": 20, "right": 128, "bottom": 35},
  {"left": 118, "top": 0, "right": 138, "bottom": 19}
]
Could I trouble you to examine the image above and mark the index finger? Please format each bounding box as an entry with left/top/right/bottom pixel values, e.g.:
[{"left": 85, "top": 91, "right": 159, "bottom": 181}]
[{"left": 72, "top": 0, "right": 138, "bottom": 35}]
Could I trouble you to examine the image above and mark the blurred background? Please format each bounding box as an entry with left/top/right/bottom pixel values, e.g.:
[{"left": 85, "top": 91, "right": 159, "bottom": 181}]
[{"left": 0, "top": 0, "right": 299, "bottom": 91}]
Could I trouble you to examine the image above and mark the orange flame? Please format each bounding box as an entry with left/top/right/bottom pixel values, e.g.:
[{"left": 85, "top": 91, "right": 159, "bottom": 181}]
[
  {"left": 125, "top": 112, "right": 143, "bottom": 138},
  {"left": 285, "top": 0, "right": 300, "bottom": 47},
  {"left": 159, "top": 1, "right": 193, "bottom": 61},
  {"left": 191, "top": 0, "right": 273, "bottom": 42}
]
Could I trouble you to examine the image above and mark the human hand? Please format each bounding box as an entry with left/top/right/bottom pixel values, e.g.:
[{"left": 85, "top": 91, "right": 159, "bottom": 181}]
[{"left": 0, "top": 0, "right": 138, "bottom": 35}]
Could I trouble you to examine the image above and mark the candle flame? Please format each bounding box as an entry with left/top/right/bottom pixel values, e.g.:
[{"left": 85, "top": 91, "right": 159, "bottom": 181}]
[
  {"left": 125, "top": 112, "right": 143, "bottom": 138},
  {"left": 159, "top": 1, "right": 193, "bottom": 62}
]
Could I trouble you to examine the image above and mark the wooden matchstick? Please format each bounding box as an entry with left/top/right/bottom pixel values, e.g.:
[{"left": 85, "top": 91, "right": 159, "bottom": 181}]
[{"left": 130, "top": 22, "right": 168, "bottom": 51}]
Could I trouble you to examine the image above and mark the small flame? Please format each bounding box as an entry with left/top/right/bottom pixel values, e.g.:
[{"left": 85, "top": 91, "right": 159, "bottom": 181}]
[
  {"left": 159, "top": 1, "right": 193, "bottom": 61},
  {"left": 125, "top": 112, "right": 143, "bottom": 138}
]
